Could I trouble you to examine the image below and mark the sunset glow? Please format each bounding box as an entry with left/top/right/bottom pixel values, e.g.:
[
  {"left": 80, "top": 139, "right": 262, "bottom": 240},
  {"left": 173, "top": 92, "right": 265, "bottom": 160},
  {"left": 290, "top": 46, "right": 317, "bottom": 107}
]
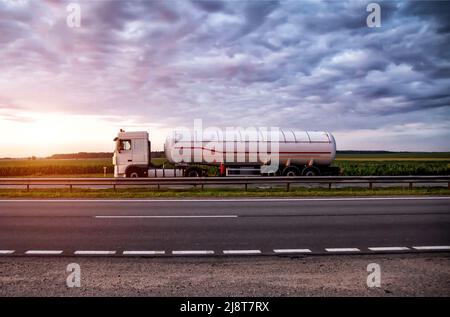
[{"left": 0, "top": 0, "right": 449, "bottom": 157}]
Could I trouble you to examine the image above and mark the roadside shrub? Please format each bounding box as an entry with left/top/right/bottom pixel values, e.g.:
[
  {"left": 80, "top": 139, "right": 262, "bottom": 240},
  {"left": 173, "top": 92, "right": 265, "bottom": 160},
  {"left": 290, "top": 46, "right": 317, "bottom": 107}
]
[{"left": 333, "top": 161, "right": 450, "bottom": 176}]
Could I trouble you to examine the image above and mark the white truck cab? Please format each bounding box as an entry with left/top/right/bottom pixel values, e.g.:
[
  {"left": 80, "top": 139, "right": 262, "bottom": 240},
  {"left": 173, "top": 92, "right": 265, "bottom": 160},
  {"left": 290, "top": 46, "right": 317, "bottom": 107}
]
[{"left": 113, "top": 130, "right": 150, "bottom": 177}]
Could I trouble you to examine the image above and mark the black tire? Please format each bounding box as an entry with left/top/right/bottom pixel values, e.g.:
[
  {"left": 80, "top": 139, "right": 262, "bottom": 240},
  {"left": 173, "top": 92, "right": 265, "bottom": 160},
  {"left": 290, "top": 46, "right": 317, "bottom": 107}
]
[
  {"left": 302, "top": 166, "right": 320, "bottom": 176},
  {"left": 185, "top": 167, "right": 202, "bottom": 177},
  {"left": 282, "top": 166, "right": 300, "bottom": 177},
  {"left": 126, "top": 167, "right": 144, "bottom": 178}
]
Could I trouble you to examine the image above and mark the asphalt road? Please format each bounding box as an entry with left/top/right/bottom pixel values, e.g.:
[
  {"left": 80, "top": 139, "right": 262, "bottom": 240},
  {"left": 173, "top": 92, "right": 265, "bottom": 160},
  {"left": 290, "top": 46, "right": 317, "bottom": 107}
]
[{"left": 0, "top": 197, "right": 449, "bottom": 256}]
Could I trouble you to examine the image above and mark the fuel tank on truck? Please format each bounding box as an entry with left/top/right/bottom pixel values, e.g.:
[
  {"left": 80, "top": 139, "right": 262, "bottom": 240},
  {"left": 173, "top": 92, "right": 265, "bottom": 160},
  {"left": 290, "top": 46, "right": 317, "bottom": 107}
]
[{"left": 164, "top": 128, "right": 336, "bottom": 167}]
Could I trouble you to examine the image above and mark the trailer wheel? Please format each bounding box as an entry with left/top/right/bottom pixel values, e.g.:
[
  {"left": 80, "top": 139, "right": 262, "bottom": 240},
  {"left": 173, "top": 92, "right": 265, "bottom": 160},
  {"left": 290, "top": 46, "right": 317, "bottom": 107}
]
[
  {"left": 185, "top": 167, "right": 202, "bottom": 177},
  {"left": 302, "top": 166, "right": 320, "bottom": 176},
  {"left": 282, "top": 166, "right": 300, "bottom": 177}
]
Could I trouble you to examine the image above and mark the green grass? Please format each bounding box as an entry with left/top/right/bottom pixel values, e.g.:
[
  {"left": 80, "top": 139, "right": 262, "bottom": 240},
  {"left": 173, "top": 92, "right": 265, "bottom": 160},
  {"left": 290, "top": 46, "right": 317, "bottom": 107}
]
[
  {"left": 332, "top": 160, "right": 449, "bottom": 176},
  {"left": 0, "top": 158, "right": 112, "bottom": 166},
  {"left": 151, "top": 157, "right": 170, "bottom": 167},
  {"left": 336, "top": 157, "right": 450, "bottom": 161},
  {"left": 336, "top": 152, "right": 450, "bottom": 160},
  {"left": 0, "top": 157, "right": 173, "bottom": 177},
  {"left": 3, "top": 174, "right": 115, "bottom": 178},
  {"left": 0, "top": 158, "right": 113, "bottom": 177},
  {"left": 0, "top": 186, "right": 447, "bottom": 199},
  {"left": 1, "top": 154, "right": 449, "bottom": 177}
]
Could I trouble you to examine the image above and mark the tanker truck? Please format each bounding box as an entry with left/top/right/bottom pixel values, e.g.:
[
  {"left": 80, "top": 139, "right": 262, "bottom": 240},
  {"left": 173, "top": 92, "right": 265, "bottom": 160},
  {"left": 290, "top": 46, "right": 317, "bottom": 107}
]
[{"left": 112, "top": 128, "right": 338, "bottom": 177}]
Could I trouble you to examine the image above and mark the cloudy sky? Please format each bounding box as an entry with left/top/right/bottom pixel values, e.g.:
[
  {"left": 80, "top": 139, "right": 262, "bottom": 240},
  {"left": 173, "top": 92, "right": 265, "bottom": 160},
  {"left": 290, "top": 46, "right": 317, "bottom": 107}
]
[{"left": 0, "top": 0, "right": 449, "bottom": 157}]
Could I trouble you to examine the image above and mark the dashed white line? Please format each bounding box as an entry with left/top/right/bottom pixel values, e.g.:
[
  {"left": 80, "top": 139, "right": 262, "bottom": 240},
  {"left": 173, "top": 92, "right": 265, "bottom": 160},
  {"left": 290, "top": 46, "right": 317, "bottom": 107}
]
[
  {"left": 325, "top": 248, "right": 360, "bottom": 252},
  {"left": 74, "top": 250, "right": 116, "bottom": 255},
  {"left": 369, "top": 247, "right": 410, "bottom": 252},
  {"left": 25, "top": 250, "right": 63, "bottom": 255},
  {"left": 123, "top": 251, "right": 165, "bottom": 255},
  {"left": 223, "top": 250, "right": 262, "bottom": 255},
  {"left": 95, "top": 215, "right": 238, "bottom": 219},
  {"left": 0, "top": 250, "right": 15, "bottom": 255},
  {"left": 172, "top": 250, "right": 214, "bottom": 255},
  {"left": 273, "top": 249, "right": 311, "bottom": 254},
  {"left": 0, "top": 245, "right": 447, "bottom": 257},
  {"left": 412, "top": 246, "right": 450, "bottom": 251}
]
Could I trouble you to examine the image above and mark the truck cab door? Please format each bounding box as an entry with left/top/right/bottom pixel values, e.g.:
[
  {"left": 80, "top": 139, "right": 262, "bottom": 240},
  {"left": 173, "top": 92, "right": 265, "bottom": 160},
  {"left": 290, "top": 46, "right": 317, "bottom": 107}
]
[{"left": 132, "top": 138, "right": 148, "bottom": 164}]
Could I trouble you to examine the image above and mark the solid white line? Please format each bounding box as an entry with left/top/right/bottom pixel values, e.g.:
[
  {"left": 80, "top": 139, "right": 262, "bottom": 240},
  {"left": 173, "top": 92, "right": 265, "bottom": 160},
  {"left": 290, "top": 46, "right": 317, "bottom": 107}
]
[
  {"left": 369, "top": 247, "right": 410, "bottom": 251},
  {"left": 1, "top": 197, "right": 449, "bottom": 203},
  {"left": 273, "top": 249, "right": 311, "bottom": 254},
  {"left": 25, "top": 250, "right": 63, "bottom": 255},
  {"left": 95, "top": 215, "right": 238, "bottom": 219},
  {"left": 172, "top": 250, "right": 214, "bottom": 255},
  {"left": 223, "top": 250, "right": 262, "bottom": 255},
  {"left": 74, "top": 250, "right": 116, "bottom": 255},
  {"left": 123, "top": 251, "right": 165, "bottom": 255},
  {"left": 325, "top": 248, "right": 360, "bottom": 252},
  {"left": 0, "top": 250, "right": 15, "bottom": 255},
  {"left": 412, "top": 246, "right": 450, "bottom": 251}
]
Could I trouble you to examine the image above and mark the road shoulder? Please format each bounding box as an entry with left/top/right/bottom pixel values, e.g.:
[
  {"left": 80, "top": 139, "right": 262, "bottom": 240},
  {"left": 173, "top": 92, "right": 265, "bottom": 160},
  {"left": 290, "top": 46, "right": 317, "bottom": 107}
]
[{"left": 1, "top": 253, "right": 449, "bottom": 296}]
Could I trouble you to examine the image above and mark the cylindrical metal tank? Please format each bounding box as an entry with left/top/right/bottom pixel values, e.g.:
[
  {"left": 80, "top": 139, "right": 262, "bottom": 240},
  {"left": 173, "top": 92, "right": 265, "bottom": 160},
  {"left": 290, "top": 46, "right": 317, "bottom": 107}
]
[{"left": 164, "top": 128, "right": 336, "bottom": 167}]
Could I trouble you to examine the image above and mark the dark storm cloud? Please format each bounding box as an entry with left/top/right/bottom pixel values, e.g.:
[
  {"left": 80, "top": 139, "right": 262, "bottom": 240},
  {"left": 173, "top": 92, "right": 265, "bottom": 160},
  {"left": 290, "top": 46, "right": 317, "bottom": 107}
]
[
  {"left": 0, "top": 0, "right": 449, "bottom": 150},
  {"left": 191, "top": 0, "right": 226, "bottom": 13},
  {"left": 401, "top": 0, "right": 450, "bottom": 33},
  {"left": 237, "top": 0, "right": 279, "bottom": 38}
]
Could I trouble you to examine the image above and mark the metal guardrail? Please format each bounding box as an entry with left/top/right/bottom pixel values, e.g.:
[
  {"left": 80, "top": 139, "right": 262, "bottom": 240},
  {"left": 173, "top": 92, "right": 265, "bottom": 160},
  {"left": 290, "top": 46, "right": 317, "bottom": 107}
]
[{"left": 0, "top": 176, "right": 449, "bottom": 191}]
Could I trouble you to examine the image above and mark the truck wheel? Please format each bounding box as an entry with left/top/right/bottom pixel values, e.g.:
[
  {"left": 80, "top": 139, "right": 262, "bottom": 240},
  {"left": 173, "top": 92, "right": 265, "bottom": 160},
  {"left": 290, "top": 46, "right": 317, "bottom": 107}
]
[
  {"left": 126, "top": 167, "right": 141, "bottom": 178},
  {"left": 302, "top": 166, "right": 320, "bottom": 176},
  {"left": 185, "top": 167, "right": 201, "bottom": 177},
  {"left": 282, "top": 166, "right": 300, "bottom": 177}
]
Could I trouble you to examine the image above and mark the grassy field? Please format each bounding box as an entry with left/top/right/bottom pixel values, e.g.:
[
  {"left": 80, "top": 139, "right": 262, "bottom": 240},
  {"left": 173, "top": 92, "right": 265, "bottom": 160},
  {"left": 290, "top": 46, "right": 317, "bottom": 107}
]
[
  {"left": 0, "top": 158, "right": 113, "bottom": 177},
  {"left": 0, "top": 153, "right": 449, "bottom": 177},
  {"left": 0, "top": 186, "right": 448, "bottom": 199},
  {"left": 0, "top": 154, "right": 448, "bottom": 197},
  {"left": 335, "top": 152, "right": 450, "bottom": 160},
  {"left": 332, "top": 160, "right": 450, "bottom": 176}
]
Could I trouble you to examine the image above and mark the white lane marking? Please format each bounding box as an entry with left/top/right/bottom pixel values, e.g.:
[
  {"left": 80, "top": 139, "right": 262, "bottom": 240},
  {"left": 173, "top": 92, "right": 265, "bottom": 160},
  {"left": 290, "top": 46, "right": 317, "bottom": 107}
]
[
  {"left": 123, "top": 251, "right": 165, "bottom": 255},
  {"left": 223, "top": 250, "right": 262, "bottom": 255},
  {"left": 325, "top": 248, "right": 360, "bottom": 252},
  {"left": 2, "top": 246, "right": 447, "bottom": 257},
  {"left": 412, "top": 246, "right": 450, "bottom": 251},
  {"left": 369, "top": 247, "right": 410, "bottom": 251},
  {"left": 0, "top": 250, "right": 15, "bottom": 255},
  {"left": 74, "top": 250, "right": 116, "bottom": 255},
  {"left": 172, "top": 250, "right": 214, "bottom": 255},
  {"left": 274, "top": 249, "right": 311, "bottom": 254},
  {"left": 1, "top": 197, "right": 449, "bottom": 203},
  {"left": 95, "top": 215, "right": 238, "bottom": 219},
  {"left": 25, "top": 250, "right": 63, "bottom": 255}
]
